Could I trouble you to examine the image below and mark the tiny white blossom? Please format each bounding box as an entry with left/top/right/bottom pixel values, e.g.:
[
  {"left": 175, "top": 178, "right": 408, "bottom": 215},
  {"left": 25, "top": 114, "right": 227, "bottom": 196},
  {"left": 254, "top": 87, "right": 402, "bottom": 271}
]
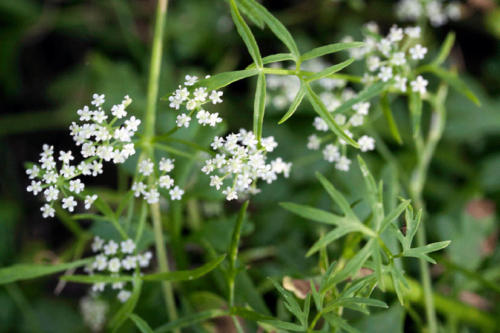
[
  {"left": 323, "top": 144, "right": 340, "bottom": 162},
  {"left": 411, "top": 75, "right": 428, "bottom": 94},
  {"left": 358, "top": 135, "right": 376, "bottom": 152},
  {"left": 307, "top": 134, "right": 321, "bottom": 150},
  {"left": 92, "top": 236, "right": 104, "bottom": 252},
  {"left": 378, "top": 66, "right": 393, "bottom": 82},
  {"left": 62, "top": 196, "right": 77, "bottom": 212},
  {"left": 44, "top": 186, "right": 59, "bottom": 202},
  {"left": 350, "top": 114, "right": 364, "bottom": 127},
  {"left": 159, "top": 175, "right": 174, "bottom": 189},
  {"left": 121, "top": 239, "right": 136, "bottom": 254},
  {"left": 405, "top": 26, "right": 421, "bottom": 38},
  {"left": 40, "top": 204, "right": 55, "bottom": 218},
  {"left": 335, "top": 156, "right": 351, "bottom": 171},
  {"left": 209, "top": 90, "right": 223, "bottom": 104},
  {"left": 117, "top": 290, "right": 131, "bottom": 303},
  {"left": 111, "top": 104, "right": 127, "bottom": 118},
  {"left": 27, "top": 181, "right": 42, "bottom": 195},
  {"left": 176, "top": 114, "right": 191, "bottom": 128},
  {"left": 69, "top": 179, "right": 85, "bottom": 194},
  {"left": 139, "top": 158, "right": 154, "bottom": 176},
  {"left": 394, "top": 75, "right": 407, "bottom": 92},
  {"left": 313, "top": 117, "right": 329, "bottom": 132},
  {"left": 59, "top": 150, "right": 74, "bottom": 164},
  {"left": 184, "top": 75, "right": 198, "bottom": 86},
  {"left": 91, "top": 93, "right": 105, "bottom": 107},
  {"left": 92, "top": 283, "right": 106, "bottom": 293},
  {"left": 159, "top": 158, "right": 175, "bottom": 173},
  {"left": 391, "top": 52, "right": 406, "bottom": 66},
  {"left": 409, "top": 44, "right": 427, "bottom": 60},
  {"left": 169, "top": 186, "right": 184, "bottom": 200},
  {"left": 108, "top": 258, "right": 121, "bottom": 273},
  {"left": 85, "top": 194, "right": 98, "bottom": 210},
  {"left": 223, "top": 187, "right": 238, "bottom": 201},
  {"left": 103, "top": 240, "right": 118, "bottom": 255},
  {"left": 210, "top": 175, "right": 223, "bottom": 190}
]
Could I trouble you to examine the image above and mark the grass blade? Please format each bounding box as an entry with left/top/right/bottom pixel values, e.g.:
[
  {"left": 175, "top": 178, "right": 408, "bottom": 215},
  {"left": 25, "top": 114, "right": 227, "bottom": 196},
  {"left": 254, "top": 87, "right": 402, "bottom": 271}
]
[
  {"left": 0, "top": 259, "right": 91, "bottom": 284},
  {"left": 253, "top": 72, "right": 267, "bottom": 141},
  {"left": 278, "top": 84, "right": 305, "bottom": 124}
]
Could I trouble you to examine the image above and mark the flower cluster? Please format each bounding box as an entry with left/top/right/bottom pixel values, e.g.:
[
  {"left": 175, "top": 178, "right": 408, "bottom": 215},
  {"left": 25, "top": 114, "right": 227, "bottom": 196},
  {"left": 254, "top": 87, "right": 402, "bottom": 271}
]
[
  {"left": 307, "top": 98, "right": 376, "bottom": 172},
  {"left": 131, "top": 157, "right": 184, "bottom": 204},
  {"left": 395, "top": 0, "right": 461, "bottom": 27},
  {"left": 168, "top": 75, "right": 223, "bottom": 128},
  {"left": 26, "top": 94, "right": 139, "bottom": 218},
  {"left": 85, "top": 237, "right": 152, "bottom": 303},
  {"left": 202, "top": 129, "right": 291, "bottom": 201},
  {"left": 346, "top": 23, "right": 429, "bottom": 95},
  {"left": 80, "top": 297, "right": 108, "bottom": 332}
]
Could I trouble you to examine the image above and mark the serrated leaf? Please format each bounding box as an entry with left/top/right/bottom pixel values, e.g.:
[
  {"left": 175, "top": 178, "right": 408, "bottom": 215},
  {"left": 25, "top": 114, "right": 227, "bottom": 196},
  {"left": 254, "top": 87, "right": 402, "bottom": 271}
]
[
  {"left": 380, "top": 93, "right": 403, "bottom": 144},
  {"left": 403, "top": 241, "right": 451, "bottom": 264},
  {"left": 306, "top": 58, "right": 355, "bottom": 82},
  {"left": 142, "top": 255, "right": 226, "bottom": 281},
  {"left": 61, "top": 274, "right": 134, "bottom": 284},
  {"left": 432, "top": 32, "right": 455, "bottom": 67},
  {"left": 229, "top": 0, "right": 262, "bottom": 67},
  {"left": 422, "top": 66, "right": 480, "bottom": 106},
  {"left": 301, "top": 42, "right": 364, "bottom": 61},
  {"left": 253, "top": 72, "right": 266, "bottom": 141},
  {"left": 280, "top": 202, "right": 353, "bottom": 227},
  {"left": 155, "top": 309, "right": 228, "bottom": 333},
  {"left": 129, "top": 314, "right": 154, "bottom": 333},
  {"left": 278, "top": 84, "right": 305, "bottom": 124},
  {"left": 305, "top": 83, "right": 359, "bottom": 147},
  {"left": 109, "top": 275, "right": 142, "bottom": 330},
  {"left": 190, "top": 69, "right": 260, "bottom": 91},
  {"left": 237, "top": 0, "right": 300, "bottom": 58},
  {"left": 0, "top": 258, "right": 91, "bottom": 284},
  {"left": 307, "top": 224, "right": 364, "bottom": 257},
  {"left": 315, "top": 172, "right": 357, "bottom": 220}
]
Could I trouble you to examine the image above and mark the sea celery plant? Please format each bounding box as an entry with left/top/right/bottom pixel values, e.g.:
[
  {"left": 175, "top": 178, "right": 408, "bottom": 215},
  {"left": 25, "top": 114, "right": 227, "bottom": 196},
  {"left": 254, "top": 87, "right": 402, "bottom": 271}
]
[{"left": 1, "top": 0, "right": 498, "bottom": 332}]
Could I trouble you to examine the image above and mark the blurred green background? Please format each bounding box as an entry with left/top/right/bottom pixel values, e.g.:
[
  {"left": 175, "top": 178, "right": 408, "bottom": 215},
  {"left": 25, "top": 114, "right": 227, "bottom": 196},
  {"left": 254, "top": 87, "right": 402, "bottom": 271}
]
[{"left": 0, "top": 0, "right": 499, "bottom": 331}]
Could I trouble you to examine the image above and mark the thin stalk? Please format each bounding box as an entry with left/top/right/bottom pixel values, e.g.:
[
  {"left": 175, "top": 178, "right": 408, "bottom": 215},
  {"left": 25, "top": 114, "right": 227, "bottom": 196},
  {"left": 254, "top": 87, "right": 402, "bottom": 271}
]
[
  {"left": 409, "top": 83, "right": 448, "bottom": 333},
  {"left": 142, "top": 0, "right": 178, "bottom": 325}
]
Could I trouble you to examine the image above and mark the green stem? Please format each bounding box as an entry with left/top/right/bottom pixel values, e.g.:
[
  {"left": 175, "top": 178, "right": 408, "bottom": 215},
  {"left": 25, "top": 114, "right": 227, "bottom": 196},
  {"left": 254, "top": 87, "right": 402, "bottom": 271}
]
[
  {"left": 142, "top": 0, "right": 178, "bottom": 325},
  {"left": 409, "top": 83, "right": 448, "bottom": 333}
]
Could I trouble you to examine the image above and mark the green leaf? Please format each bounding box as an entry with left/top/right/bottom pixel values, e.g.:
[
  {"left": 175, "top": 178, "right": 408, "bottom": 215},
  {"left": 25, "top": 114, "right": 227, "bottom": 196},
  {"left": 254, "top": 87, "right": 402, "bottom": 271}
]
[
  {"left": 380, "top": 93, "right": 402, "bottom": 144},
  {"left": 109, "top": 275, "right": 142, "bottom": 330},
  {"left": 403, "top": 241, "right": 451, "bottom": 264},
  {"left": 247, "top": 53, "right": 295, "bottom": 69},
  {"left": 315, "top": 172, "right": 357, "bottom": 220},
  {"left": 236, "top": 0, "right": 265, "bottom": 29},
  {"left": 379, "top": 200, "right": 411, "bottom": 233},
  {"left": 269, "top": 279, "right": 304, "bottom": 323},
  {"left": 229, "top": 0, "right": 262, "bottom": 67},
  {"left": 324, "top": 297, "right": 387, "bottom": 313},
  {"left": 253, "top": 72, "right": 266, "bottom": 141},
  {"left": 324, "top": 313, "right": 360, "bottom": 333},
  {"left": 421, "top": 66, "right": 480, "bottom": 106},
  {"left": 142, "top": 254, "right": 226, "bottom": 281},
  {"left": 129, "top": 314, "right": 154, "bottom": 333},
  {"left": 278, "top": 84, "right": 305, "bottom": 124},
  {"left": 408, "top": 88, "right": 422, "bottom": 136},
  {"left": 432, "top": 32, "right": 455, "bottom": 67},
  {"left": 237, "top": 0, "right": 300, "bottom": 58},
  {"left": 0, "top": 259, "right": 91, "bottom": 284},
  {"left": 228, "top": 201, "right": 249, "bottom": 274},
  {"left": 155, "top": 309, "right": 228, "bottom": 333},
  {"left": 306, "top": 58, "right": 355, "bottom": 82},
  {"left": 404, "top": 207, "right": 422, "bottom": 249},
  {"left": 301, "top": 42, "right": 364, "bottom": 61},
  {"left": 305, "top": 83, "right": 359, "bottom": 147},
  {"left": 191, "top": 69, "right": 260, "bottom": 91},
  {"left": 231, "top": 307, "right": 304, "bottom": 331},
  {"left": 61, "top": 274, "right": 134, "bottom": 284},
  {"left": 334, "top": 80, "right": 388, "bottom": 115},
  {"left": 329, "top": 241, "right": 374, "bottom": 287},
  {"left": 280, "top": 202, "right": 352, "bottom": 227},
  {"left": 307, "top": 224, "right": 364, "bottom": 257}
]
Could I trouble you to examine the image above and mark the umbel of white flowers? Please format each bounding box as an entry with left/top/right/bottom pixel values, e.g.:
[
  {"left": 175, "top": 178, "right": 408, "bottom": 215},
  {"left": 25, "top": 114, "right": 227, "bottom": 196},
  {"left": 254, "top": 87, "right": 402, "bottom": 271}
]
[
  {"left": 203, "top": 129, "right": 292, "bottom": 201},
  {"left": 26, "top": 94, "right": 140, "bottom": 218},
  {"left": 169, "top": 75, "right": 223, "bottom": 128},
  {"left": 84, "top": 236, "right": 152, "bottom": 303}
]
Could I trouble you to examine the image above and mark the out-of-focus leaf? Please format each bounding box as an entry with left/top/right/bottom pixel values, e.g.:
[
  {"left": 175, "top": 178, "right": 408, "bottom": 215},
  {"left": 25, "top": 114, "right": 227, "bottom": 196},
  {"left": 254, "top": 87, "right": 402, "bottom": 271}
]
[
  {"left": 306, "top": 58, "right": 355, "bottom": 82},
  {"left": 129, "top": 314, "right": 154, "bottom": 333},
  {"left": 155, "top": 309, "right": 228, "bottom": 333},
  {"left": 229, "top": 0, "right": 262, "bottom": 67},
  {"left": 253, "top": 72, "right": 266, "bottom": 140},
  {"left": 0, "top": 259, "right": 91, "bottom": 284},
  {"left": 301, "top": 42, "right": 364, "bottom": 61},
  {"left": 109, "top": 275, "right": 142, "bottom": 330},
  {"left": 142, "top": 255, "right": 225, "bottom": 281}
]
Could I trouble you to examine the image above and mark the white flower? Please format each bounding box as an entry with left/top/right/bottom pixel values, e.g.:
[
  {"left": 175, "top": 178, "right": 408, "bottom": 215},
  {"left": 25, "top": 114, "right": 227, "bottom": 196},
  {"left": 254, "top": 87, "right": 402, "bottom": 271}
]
[
  {"left": 92, "top": 236, "right": 104, "bottom": 252},
  {"left": 144, "top": 188, "right": 160, "bottom": 204},
  {"left": 335, "top": 156, "right": 351, "bottom": 171},
  {"left": 307, "top": 134, "right": 321, "bottom": 150},
  {"left": 169, "top": 186, "right": 184, "bottom": 200},
  {"left": 44, "top": 186, "right": 59, "bottom": 202},
  {"left": 138, "top": 252, "right": 152, "bottom": 267},
  {"left": 94, "top": 255, "right": 108, "bottom": 271},
  {"left": 391, "top": 52, "right": 406, "bottom": 66},
  {"left": 409, "top": 44, "right": 427, "bottom": 60},
  {"left": 210, "top": 175, "right": 223, "bottom": 190},
  {"left": 367, "top": 56, "right": 381, "bottom": 72},
  {"left": 139, "top": 158, "right": 154, "bottom": 176},
  {"left": 350, "top": 114, "right": 364, "bottom": 127},
  {"left": 334, "top": 114, "right": 346, "bottom": 125},
  {"left": 193, "top": 87, "right": 208, "bottom": 102},
  {"left": 404, "top": 26, "right": 421, "bottom": 38},
  {"left": 117, "top": 290, "right": 131, "bottom": 303},
  {"left": 209, "top": 90, "right": 223, "bottom": 104},
  {"left": 92, "top": 283, "right": 106, "bottom": 293},
  {"left": 121, "top": 239, "right": 136, "bottom": 254},
  {"left": 159, "top": 175, "right": 174, "bottom": 189},
  {"left": 411, "top": 75, "right": 428, "bottom": 94},
  {"left": 62, "top": 196, "right": 77, "bottom": 212},
  {"left": 353, "top": 102, "right": 370, "bottom": 115},
  {"left": 223, "top": 187, "right": 238, "bottom": 201},
  {"left": 59, "top": 150, "right": 74, "bottom": 164},
  {"left": 394, "top": 75, "right": 407, "bottom": 92},
  {"left": 132, "top": 182, "right": 146, "bottom": 197},
  {"left": 122, "top": 256, "right": 136, "bottom": 270},
  {"left": 77, "top": 106, "right": 92, "bottom": 121},
  {"left": 112, "top": 282, "right": 124, "bottom": 290},
  {"left": 40, "top": 204, "right": 55, "bottom": 218},
  {"left": 27, "top": 181, "right": 42, "bottom": 195},
  {"left": 69, "top": 179, "right": 85, "bottom": 194},
  {"left": 26, "top": 165, "right": 40, "bottom": 179},
  {"left": 184, "top": 75, "right": 198, "bottom": 86},
  {"left": 84, "top": 194, "right": 98, "bottom": 209},
  {"left": 91, "top": 93, "right": 105, "bottom": 107},
  {"left": 111, "top": 104, "right": 127, "bottom": 118},
  {"left": 176, "top": 114, "right": 191, "bottom": 128},
  {"left": 261, "top": 137, "right": 278, "bottom": 152},
  {"left": 103, "top": 240, "right": 118, "bottom": 255},
  {"left": 108, "top": 258, "right": 121, "bottom": 273},
  {"left": 125, "top": 116, "right": 141, "bottom": 132},
  {"left": 358, "top": 135, "right": 376, "bottom": 152},
  {"left": 313, "top": 117, "right": 329, "bottom": 132},
  {"left": 93, "top": 111, "right": 108, "bottom": 124},
  {"left": 388, "top": 25, "right": 404, "bottom": 42},
  {"left": 211, "top": 136, "right": 224, "bottom": 150},
  {"left": 323, "top": 144, "right": 340, "bottom": 162},
  {"left": 378, "top": 66, "right": 393, "bottom": 82},
  {"left": 377, "top": 38, "right": 392, "bottom": 56}
]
